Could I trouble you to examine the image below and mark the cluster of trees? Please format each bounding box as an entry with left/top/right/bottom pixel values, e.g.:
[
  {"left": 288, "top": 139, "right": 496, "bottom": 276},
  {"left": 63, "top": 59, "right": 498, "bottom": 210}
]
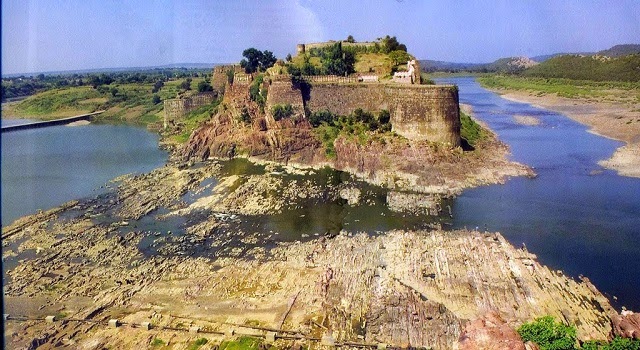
[
  {"left": 1, "top": 67, "right": 210, "bottom": 101},
  {"left": 240, "top": 48, "right": 277, "bottom": 74},
  {"left": 288, "top": 42, "right": 356, "bottom": 77},
  {"left": 309, "top": 108, "right": 392, "bottom": 133}
]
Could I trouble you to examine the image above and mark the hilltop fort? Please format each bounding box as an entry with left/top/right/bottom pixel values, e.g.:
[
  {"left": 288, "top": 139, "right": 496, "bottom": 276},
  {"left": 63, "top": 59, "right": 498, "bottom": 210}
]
[{"left": 166, "top": 38, "right": 528, "bottom": 194}]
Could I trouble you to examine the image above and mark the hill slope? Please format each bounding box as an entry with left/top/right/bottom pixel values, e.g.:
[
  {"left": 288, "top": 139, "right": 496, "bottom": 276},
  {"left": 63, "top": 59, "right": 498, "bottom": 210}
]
[{"left": 523, "top": 54, "right": 640, "bottom": 81}]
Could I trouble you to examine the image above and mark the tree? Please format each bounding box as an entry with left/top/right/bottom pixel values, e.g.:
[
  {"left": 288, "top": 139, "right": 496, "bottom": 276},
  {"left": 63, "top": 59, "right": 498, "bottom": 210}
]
[
  {"left": 286, "top": 53, "right": 292, "bottom": 62},
  {"left": 380, "top": 35, "right": 407, "bottom": 53},
  {"left": 197, "top": 80, "right": 213, "bottom": 92},
  {"left": 389, "top": 50, "right": 411, "bottom": 66},
  {"left": 152, "top": 80, "right": 164, "bottom": 93},
  {"left": 110, "top": 87, "right": 119, "bottom": 97},
  {"left": 241, "top": 48, "right": 264, "bottom": 73},
  {"left": 346, "top": 35, "right": 355, "bottom": 43},
  {"left": 321, "top": 42, "right": 355, "bottom": 76},
  {"left": 180, "top": 78, "right": 192, "bottom": 90},
  {"left": 241, "top": 48, "right": 278, "bottom": 73},
  {"left": 261, "top": 50, "right": 277, "bottom": 70},
  {"left": 152, "top": 94, "right": 161, "bottom": 105}
]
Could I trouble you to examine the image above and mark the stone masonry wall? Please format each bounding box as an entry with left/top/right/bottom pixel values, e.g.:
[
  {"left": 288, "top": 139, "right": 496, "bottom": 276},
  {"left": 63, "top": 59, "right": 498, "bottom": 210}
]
[
  {"left": 163, "top": 92, "right": 217, "bottom": 128},
  {"left": 265, "top": 81, "right": 305, "bottom": 118},
  {"left": 303, "top": 83, "right": 460, "bottom": 146}
]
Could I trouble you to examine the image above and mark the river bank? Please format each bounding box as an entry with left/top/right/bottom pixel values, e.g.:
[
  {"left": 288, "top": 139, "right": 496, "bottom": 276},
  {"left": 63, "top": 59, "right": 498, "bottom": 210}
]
[
  {"left": 2, "top": 159, "right": 622, "bottom": 349},
  {"left": 480, "top": 84, "right": 640, "bottom": 178}
]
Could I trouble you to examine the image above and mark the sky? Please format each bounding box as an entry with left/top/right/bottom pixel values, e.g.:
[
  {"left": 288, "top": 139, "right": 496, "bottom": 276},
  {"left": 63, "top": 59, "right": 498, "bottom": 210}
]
[{"left": 2, "top": 0, "right": 640, "bottom": 75}]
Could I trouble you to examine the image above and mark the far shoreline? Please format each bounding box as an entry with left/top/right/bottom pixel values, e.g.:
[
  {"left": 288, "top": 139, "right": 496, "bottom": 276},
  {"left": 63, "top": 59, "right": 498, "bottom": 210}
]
[{"left": 484, "top": 86, "right": 640, "bottom": 178}]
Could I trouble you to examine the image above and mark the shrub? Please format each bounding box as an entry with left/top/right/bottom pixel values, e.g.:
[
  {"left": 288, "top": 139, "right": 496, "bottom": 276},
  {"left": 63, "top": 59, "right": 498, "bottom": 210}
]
[
  {"left": 271, "top": 104, "right": 294, "bottom": 121},
  {"left": 517, "top": 316, "right": 576, "bottom": 350}
]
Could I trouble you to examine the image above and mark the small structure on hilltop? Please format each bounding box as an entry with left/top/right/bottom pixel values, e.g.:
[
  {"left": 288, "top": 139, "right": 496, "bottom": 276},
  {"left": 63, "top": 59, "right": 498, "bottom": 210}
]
[{"left": 392, "top": 60, "right": 418, "bottom": 84}]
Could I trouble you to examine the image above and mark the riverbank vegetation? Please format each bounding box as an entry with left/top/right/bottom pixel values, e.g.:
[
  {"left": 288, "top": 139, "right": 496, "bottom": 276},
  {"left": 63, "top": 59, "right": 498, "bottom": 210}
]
[
  {"left": 478, "top": 75, "right": 640, "bottom": 104},
  {"left": 518, "top": 316, "right": 640, "bottom": 350},
  {"left": 2, "top": 69, "right": 212, "bottom": 129}
]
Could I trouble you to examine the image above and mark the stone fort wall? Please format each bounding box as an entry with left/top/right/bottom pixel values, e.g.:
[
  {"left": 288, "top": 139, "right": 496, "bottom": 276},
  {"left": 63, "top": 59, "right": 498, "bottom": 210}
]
[
  {"left": 302, "top": 82, "right": 460, "bottom": 146},
  {"left": 163, "top": 92, "right": 217, "bottom": 128}
]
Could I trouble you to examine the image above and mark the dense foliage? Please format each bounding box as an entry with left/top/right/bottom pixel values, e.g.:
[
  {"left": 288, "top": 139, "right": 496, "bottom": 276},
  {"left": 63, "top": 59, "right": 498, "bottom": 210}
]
[
  {"left": 310, "top": 108, "right": 393, "bottom": 157},
  {"left": 240, "top": 48, "right": 277, "bottom": 74},
  {"left": 248, "top": 74, "right": 267, "bottom": 109},
  {"left": 518, "top": 316, "right": 577, "bottom": 350},
  {"left": 271, "top": 104, "right": 294, "bottom": 121}
]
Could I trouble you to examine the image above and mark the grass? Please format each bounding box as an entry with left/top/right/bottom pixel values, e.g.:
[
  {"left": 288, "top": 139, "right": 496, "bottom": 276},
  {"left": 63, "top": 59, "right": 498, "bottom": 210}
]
[
  {"left": 219, "top": 336, "right": 264, "bottom": 350},
  {"left": 354, "top": 52, "right": 394, "bottom": 77},
  {"left": 4, "top": 78, "right": 208, "bottom": 129},
  {"left": 478, "top": 75, "right": 640, "bottom": 102},
  {"left": 169, "top": 98, "right": 221, "bottom": 144},
  {"left": 460, "top": 111, "right": 488, "bottom": 147},
  {"left": 187, "top": 337, "right": 208, "bottom": 350},
  {"left": 150, "top": 338, "right": 166, "bottom": 347}
]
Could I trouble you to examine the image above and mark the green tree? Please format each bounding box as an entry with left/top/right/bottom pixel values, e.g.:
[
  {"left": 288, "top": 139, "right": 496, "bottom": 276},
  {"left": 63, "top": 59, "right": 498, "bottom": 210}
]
[
  {"left": 152, "top": 80, "right": 164, "bottom": 93},
  {"left": 261, "top": 50, "right": 277, "bottom": 70},
  {"left": 321, "top": 42, "right": 355, "bottom": 76},
  {"left": 110, "top": 87, "right": 119, "bottom": 97},
  {"left": 241, "top": 48, "right": 264, "bottom": 73},
  {"left": 380, "top": 35, "right": 407, "bottom": 53},
  {"left": 346, "top": 35, "right": 355, "bottom": 43},
  {"left": 197, "top": 80, "right": 213, "bottom": 92},
  {"left": 286, "top": 53, "right": 292, "bottom": 62},
  {"left": 517, "top": 316, "right": 576, "bottom": 350},
  {"left": 389, "top": 50, "right": 411, "bottom": 66},
  {"left": 181, "top": 78, "right": 192, "bottom": 90},
  {"left": 152, "top": 94, "right": 161, "bottom": 105}
]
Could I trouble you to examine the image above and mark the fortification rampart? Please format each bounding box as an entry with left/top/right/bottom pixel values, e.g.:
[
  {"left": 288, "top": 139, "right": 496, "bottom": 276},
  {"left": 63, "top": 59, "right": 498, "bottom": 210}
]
[
  {"left": 211, "top": 65, "right": 242, "bottom": 92},
  {"left": 163, "top": 92, "right": 217, "bottom": 129},
  {"left": 270, "top": 81, "right": 460, "bottom": 146}
]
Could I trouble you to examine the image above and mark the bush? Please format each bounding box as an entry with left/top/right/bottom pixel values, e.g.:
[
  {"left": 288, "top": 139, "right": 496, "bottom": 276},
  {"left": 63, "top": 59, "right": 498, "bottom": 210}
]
[
  {"left": 271, "top": 104, "right": 294, "bottom": 121},
  {"left": 309, "top": 110, "right": 336, "bottom": 127},
  {"left": 517, "top": 316, "right": 576, "bottom": 350}
]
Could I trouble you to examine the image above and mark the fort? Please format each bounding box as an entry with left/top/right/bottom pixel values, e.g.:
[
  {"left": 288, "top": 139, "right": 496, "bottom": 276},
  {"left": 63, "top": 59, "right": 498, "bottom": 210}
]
[
  {"left": 170, "top": 42, "right": 461, "bottom": 148},
  {"left": 207, "top": 61, "right": 461, "bottom": 147}
]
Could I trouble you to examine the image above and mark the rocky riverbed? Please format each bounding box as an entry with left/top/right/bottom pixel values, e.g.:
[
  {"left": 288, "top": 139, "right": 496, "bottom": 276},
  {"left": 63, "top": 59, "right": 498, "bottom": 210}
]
[{"left": 2, "top": 158, "right": 632, "bottom": 349}]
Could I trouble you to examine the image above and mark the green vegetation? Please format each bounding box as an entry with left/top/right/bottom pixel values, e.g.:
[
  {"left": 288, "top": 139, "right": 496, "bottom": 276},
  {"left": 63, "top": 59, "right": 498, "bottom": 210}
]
[
  {"left": 460, "top": 111, "right": 487, "bottom": 147},
  {"left": 582, "top": 337, "right": 640, "bottom": 350},
  {"left": 310, "top": 108, "right": 393, "bottom": 158},
  {"left": 150, "top": 338, "right": 165, "bottom": 347},
  {"left": 249, "top": 74, "right": 267, "bottom": 111},
  {"left": 271, "top": 104, "right": 294, "bottom": 121},
  {"left": 478, "top": 75, "right": 640, "bottom": 102},
  {"left": 518, "top": 316, "right": 640, "bottom": 350},
  {"left": 518, "top": 316, "right": 576, "bottom": 350},
  {"left": 186, "top": 337, "right": 208, "bottom": 350},
  {"left": 219, "top": 336, "right": 264, "bottom": 350},
  {"left": 524, "top": 54, "right": 640, "bottom": 82},
  {"left": 1, "top": 67, "right": 209, "bottom": 101},
  {"left": 171, "top": 97, "right": 221, "bottom": 143},
  {"left": 240, "top": 48, "right": 277, "bottom": 74}
]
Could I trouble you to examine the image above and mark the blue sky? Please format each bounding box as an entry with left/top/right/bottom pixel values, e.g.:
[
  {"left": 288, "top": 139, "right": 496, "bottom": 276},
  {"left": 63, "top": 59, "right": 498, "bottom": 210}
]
[{"left": 2, "top": 0, "right": 639, "bottom": 75}]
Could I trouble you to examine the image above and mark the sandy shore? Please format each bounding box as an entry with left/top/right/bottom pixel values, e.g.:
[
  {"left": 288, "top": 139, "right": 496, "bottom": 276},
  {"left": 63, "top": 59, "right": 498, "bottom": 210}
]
[{"left": 494, "top": 90, "right": 640, "bottom": 178}]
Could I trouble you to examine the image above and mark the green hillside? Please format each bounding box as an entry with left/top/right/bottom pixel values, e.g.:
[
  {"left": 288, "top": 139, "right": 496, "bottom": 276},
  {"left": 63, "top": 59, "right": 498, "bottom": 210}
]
[{"left": 523, "top": 54, "right": 640, "bottom": 82}]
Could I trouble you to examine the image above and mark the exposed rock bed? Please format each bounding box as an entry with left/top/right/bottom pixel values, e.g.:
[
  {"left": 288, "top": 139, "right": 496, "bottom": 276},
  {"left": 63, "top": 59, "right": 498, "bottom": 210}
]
[{"left": 1, "top": 160, "right": 623, "bottom": 349}]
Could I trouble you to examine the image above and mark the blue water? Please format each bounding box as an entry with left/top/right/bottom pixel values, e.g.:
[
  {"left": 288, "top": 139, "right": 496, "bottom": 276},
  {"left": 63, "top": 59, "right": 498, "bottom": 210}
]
[
  {"left": 439, "top": 77, "right": 640, "bottom": 311},
  {"left": 1, "top": 122, "right": 168, "bottom": 226}
]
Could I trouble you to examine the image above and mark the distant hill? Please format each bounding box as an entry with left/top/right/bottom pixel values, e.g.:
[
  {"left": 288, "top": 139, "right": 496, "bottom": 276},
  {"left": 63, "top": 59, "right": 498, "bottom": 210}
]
[
  {"left": 419, "top": 57, "right": 537, "bottom": 74},
  {"left": 523, "top": 54, "right": 640, "bottom": 81},
  {"left": 597, "top": 44, "right": 640, "bottom": 57},
  {"left": 531, "top": 44, "right": 640, "bottom": 63}
]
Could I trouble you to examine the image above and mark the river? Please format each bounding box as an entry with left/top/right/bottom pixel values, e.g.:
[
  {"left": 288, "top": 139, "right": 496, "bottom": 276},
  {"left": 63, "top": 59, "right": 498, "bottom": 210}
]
[
  {"left": 1, "top": 121, "right": 168, "bottom": 226},
  {"left": 2, "top": 78, "right": 639, "bottom": 311},
  {"left": 439, "top": 77, "right": 640, "bottom": 311}
]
